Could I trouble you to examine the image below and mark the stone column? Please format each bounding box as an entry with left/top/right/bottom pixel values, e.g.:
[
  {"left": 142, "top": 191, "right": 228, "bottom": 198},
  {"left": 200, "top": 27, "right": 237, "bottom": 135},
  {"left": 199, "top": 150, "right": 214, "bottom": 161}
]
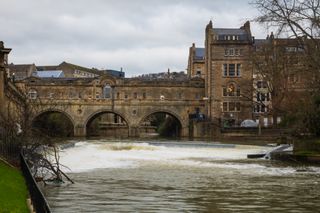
[
  {"left": 181, "top": 126, "right": 189, "bottom": 138},
  {"left": 129, "top": 125, "right": 140, "bottom": 137},
  {"left": 74, "top": 124, "right": 86, "bottom": 137}
]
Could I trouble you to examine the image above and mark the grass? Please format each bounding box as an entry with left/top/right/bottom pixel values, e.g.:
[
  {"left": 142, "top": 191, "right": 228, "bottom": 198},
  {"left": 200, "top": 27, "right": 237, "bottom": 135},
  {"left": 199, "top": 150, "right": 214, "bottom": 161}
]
[{"left": 0, "top": 160, "right": 29, "bottom": 213}]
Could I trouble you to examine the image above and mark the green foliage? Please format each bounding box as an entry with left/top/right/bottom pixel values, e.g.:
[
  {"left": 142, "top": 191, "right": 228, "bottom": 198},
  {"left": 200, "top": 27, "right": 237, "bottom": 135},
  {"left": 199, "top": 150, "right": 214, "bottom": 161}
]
[
  {"left": 280, "top": 94, "right": 320, "bottom": 136},
  {"left": 0, "top": 161, "right": 29, "bottom": 213}
]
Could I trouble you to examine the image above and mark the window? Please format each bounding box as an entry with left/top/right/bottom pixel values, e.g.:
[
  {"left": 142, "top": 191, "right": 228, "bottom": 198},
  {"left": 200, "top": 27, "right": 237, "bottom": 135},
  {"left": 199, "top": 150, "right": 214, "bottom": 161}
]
[
  {"left": 28, "top": 89, "right": 37, "bottom": 99},
  {"left": 236, "top": 87, "right": 241, "bottom": 96},
  {"left": 223, "top": 64, "right": 241, "bottom": 77},
  {"left": 133, "top": 92, "right": 137, "bottom": 99},
  {"left": 116, "top": 92, "right": 120, "bottom": 99},
  {"left": 223, "top": 64, "right": 228, "bottom": 76},
  {"left": 143, "top": 92, "right": 146, "bottom": 99},
  {"left": 229, "top": 48, "right": 234, "bottom": 56},
  {"left": 103, "top": 85, "right": 111, "bottom": 98},
  {"left": 227, "top": 84, "right": 235, "bottom": 96},
  {"left": 257, "top": 81, "right": 267, "bottom": 88},
  {"left": 124, "top": 94, "right": 128, "bottom": 99},
  {"left": 223, "top": 102, "right": 228, "bottom": 112},
  {"left": 235, "top": 49, "right": 239, "bottom": 56},
  {"left": 236, "top": 64, "right": 241, "bottom": 76},
  {"left": 229, "top": 64, "right": 235, "bottom": 76},
  {"left": 225, "top": 48, "right": 242, "bottom": 56},
  {"left": 254, "top": 104, "right": 268, "bottom": 113},
  {"left": 223, "top": 83, "right": 240, "bottom": 97},
  {"left": 236, "top": 102, "right": 241, "bottom": 111},
  {"left": 223, "top": 102, "right": 241, "bottom": 112},
  {"left": 229, "top": 102, "right": 235, "bottom": 111},
  {"left": 96, "top": 92, "right": 100, "bottom": 99},
  {"left": 257, "top": 92, "right": 270, "bottom": 102},
  {"left": 196, "top": 70, "right": 201, "bottom": 75}
]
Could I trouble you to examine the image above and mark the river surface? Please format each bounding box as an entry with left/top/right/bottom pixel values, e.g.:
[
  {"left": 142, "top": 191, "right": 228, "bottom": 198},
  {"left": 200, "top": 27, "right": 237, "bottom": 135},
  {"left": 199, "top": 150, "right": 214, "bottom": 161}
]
[{"left": 44, "top": 139, "right": 320, "bottom": 212}]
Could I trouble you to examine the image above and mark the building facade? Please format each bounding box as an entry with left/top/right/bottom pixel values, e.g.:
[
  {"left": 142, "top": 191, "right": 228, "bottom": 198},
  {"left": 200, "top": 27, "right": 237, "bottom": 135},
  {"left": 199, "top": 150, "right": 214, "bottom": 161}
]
[
  {"left": 187, "top": 43, "right": 205, "bottom": 79},
  {"left": 203, "top": 21, "right": 254, "bottom": 127}
]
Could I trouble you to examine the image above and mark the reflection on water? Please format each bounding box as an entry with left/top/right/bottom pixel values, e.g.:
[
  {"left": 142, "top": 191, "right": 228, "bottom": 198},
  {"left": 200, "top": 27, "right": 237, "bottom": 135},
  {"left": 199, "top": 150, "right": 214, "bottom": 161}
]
[{"left": 44, "top": 140, "right": 320, "bottom": 212}]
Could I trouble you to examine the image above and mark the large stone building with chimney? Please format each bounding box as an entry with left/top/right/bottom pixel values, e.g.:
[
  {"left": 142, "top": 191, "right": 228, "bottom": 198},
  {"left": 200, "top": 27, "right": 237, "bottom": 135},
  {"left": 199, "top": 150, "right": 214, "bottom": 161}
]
[{"left": 203, "top": 20, "right": 254, "bottom": 127}]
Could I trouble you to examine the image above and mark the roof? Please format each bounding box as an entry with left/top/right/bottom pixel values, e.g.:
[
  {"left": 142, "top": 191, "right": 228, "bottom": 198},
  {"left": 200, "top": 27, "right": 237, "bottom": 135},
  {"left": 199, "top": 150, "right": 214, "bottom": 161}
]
[
  {"left": 34, "top": 70, "right": 65, "bottom": 78},
  {"left": 102, "top": 69, "right": 125, "bottom": 78},
  {"left": 194, "top": 48, "right": 205, "bottom": 60},
  {"left": 36, "top": 65, "right": 59, "bottom": 71},
  {"left": 254, "top": 39, "right": 269, "bottom": 47},
  {"left": 213, "top": 28, "right": 250, "bottom": 41},
  {"left": 213, "top": 28, "right": 247, "bottom": 35},
  {"left": 7, "top": 64, "right": 36, "bottom": 80}
]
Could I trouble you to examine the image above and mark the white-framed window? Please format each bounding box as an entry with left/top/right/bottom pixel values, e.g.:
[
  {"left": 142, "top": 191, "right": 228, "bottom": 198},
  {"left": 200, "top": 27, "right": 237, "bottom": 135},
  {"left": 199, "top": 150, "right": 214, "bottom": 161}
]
[
  {"left": 236, "top": 64, "right": 241, "bottom": 77},
  {"left": 225, "top": 48, "right": 242, "bottom": 56},
  {"left": 222, "top": 64, "right": 241, "bottom": 77},
  {"left": 254, "top": 104, "right": 269, "bottom": 113},
  {"left": 222, "top": 102, "right": 241, "bottom": 112}
]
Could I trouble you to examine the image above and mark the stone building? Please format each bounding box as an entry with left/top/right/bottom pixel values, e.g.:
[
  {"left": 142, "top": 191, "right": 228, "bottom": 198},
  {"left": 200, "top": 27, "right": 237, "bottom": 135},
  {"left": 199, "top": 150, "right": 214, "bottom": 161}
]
[
  {"left": 189, "top": 20, "right": 311, "bottom": 129},
  {"left": 0, "top": 42, "right": 25, "bottom": 123},
  {"left": 7, "top": 63, "right": 37, "bottom": 81},
  {"left": 203, "top": 21, "right": 254, "bottom": 127},
  {"left": 187, "top": 43, "right": 205, "bottom": 79}
]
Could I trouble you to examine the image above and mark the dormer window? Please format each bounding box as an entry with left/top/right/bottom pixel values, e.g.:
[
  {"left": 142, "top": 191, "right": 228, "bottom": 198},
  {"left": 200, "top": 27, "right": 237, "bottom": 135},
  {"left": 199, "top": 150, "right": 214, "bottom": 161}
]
[{"left": 224, "top": 35, "right": 239, "bottom": 41}]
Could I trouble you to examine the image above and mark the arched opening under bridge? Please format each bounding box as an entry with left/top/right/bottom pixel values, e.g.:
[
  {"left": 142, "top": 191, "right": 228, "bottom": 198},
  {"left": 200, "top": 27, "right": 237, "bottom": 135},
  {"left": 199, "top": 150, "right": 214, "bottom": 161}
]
[
  {"left": 86, "top": 111, "right": 129, "bottom": 137},
  {"left": 139, "top": 112, "right": 182, "bottom": 138},
  {"left": 32, "top": 111, "right": 74, "bottom": 137}
]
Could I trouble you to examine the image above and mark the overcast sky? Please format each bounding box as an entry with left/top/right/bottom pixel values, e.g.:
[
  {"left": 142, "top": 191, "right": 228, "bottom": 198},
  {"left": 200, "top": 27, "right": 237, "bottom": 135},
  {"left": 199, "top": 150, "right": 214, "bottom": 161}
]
[{"left": 0, "top": 0, "right": 268, "bottom": 77}]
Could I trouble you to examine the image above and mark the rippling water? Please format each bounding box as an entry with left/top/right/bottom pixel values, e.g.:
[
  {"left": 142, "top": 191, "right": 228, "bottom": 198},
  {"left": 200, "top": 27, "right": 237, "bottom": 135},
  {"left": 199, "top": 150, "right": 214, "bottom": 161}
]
[{"left": 44, "top": 140, "right": 320, "bottom": 212}]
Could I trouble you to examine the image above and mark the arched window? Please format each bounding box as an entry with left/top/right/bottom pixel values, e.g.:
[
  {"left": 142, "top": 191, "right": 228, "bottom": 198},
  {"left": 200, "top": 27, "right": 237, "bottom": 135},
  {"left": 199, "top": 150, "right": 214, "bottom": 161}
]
[
  {"left": 28, "top": 89, "right": 38, "bottom": 99},
  {"left": 103, "top": 85, "right": 111, "bottom": 99},
  {"left": 223, "top": 83, "right": 240, "bottom": 97}
]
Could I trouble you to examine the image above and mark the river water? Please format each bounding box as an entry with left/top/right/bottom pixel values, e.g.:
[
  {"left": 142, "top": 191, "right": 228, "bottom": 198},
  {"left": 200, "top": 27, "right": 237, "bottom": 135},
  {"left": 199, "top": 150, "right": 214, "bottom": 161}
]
[{"left": 44, "top": 139, "right": 320, "bottom": 212}]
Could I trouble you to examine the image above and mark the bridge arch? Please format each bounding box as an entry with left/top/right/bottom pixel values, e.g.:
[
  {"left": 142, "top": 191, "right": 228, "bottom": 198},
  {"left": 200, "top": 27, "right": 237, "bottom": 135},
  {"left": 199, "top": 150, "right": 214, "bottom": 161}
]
[
  {"left": 32, "top": 109, "right": 75, "bottom": 137},
  {"left": 138, "top": 109, "right": 184, "bottom": 138},
  {"left": 85, "top": 110, "right": 130, "bottom": 137}
]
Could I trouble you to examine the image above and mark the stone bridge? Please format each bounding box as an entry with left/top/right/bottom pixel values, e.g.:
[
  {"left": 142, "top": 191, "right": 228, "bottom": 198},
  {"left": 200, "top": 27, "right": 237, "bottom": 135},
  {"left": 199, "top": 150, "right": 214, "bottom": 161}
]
[{"left": 21, "top": 75, "right": 205, "bottom": 137}]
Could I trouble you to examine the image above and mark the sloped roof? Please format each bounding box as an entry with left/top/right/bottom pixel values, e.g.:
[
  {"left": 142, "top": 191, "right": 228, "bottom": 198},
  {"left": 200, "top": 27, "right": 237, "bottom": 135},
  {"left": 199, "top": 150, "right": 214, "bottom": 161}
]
[
  {"left": 8, "top": 64, "right": 35, "bottom": 73},
  {"left": 195, "top": 48, "right": 205, "bottom": 60},
  {"left": 213, "top": 28, "right": 250, "bottom": 41},
  {"left": 36, "top": 65, "right": 59, "bottom": 71},
  {"left": 34, "top": 70, "right": 64, "bottom": 78},
  {"left": 213, "top": 28, "right": 247, "bottom": 35},
  {"left": 7, "top": 64, "right": 36, "bottom": 80}
]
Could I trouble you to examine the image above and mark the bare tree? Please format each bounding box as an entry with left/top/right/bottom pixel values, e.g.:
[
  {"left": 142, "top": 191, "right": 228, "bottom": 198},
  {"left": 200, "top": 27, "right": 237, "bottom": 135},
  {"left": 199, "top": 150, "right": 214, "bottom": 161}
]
[
  {"left": 252, "top": 0, "right": 320, "bottom": 88},
  {"left": 251, "top": 0, "right": 320, "bottom": 134},
  {"left": 0, "top": 81, "right": 74, "bottom": 183}
]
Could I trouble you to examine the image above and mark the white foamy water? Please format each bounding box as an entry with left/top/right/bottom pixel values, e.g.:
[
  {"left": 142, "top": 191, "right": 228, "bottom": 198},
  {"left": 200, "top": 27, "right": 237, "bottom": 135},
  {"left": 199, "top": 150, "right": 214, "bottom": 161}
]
[
  {"left": 59, "top": 141, "right": 273, "bottom": 173},
  {"left": 46, "top": 140, "right": 320, "bottom": 213}
]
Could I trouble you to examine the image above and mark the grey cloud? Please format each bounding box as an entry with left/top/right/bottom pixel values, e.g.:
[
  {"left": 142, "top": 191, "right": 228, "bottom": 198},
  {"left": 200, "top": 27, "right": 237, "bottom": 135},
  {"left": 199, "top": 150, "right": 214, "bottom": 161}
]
[{"left": 0, "top": 0, "right": 268, "bottom": 76}]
